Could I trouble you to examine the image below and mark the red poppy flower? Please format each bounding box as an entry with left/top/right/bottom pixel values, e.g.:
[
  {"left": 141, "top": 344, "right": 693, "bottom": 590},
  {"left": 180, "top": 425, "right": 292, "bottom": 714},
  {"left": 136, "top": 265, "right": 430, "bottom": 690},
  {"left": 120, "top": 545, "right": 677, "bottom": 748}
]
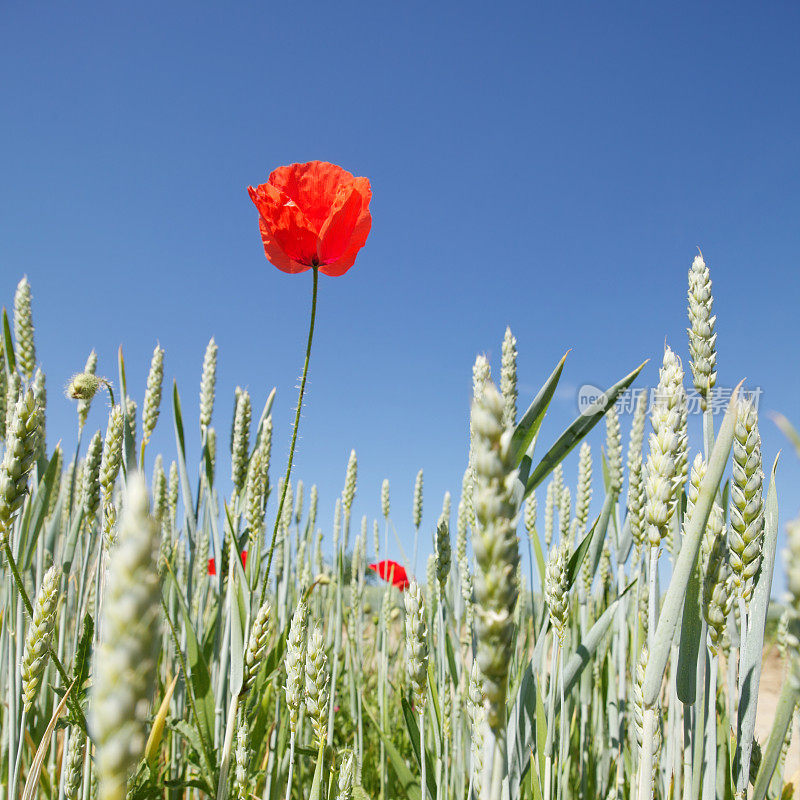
[
  {"left": 248, "top": 161, "right": 372, "bottom": 276},
  {"left": 368, "top": 560, "right": 410, "bottom": 591},
  {"left": 207, "top": 550, "right": 248, "bottom": 576}
]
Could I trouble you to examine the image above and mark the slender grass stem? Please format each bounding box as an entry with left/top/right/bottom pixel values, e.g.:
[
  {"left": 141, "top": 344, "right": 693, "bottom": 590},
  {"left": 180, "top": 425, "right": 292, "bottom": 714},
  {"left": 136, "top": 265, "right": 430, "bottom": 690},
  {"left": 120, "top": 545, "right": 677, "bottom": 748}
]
[{"left": 262, "top": 267, "right": 319, "bottom": 596}]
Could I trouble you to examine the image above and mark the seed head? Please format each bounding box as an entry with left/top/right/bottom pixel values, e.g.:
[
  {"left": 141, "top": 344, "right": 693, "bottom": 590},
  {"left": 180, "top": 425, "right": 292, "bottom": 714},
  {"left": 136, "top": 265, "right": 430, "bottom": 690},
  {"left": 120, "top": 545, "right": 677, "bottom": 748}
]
[
  {"left": 559, "top": 486, "right": 571, "bottom": 541},
  {"left": 63, "top": 730, "right": 85, "bottom": 800},
  {"left": 124, "top": 395, "right": 137, "bottom": 455},
  {"left": 100, "top": 406, "right": 124, "bottom": 497},
  {"left": 500, "top": 326, "right": 518, "bottom": 427},
  {"left": 151, "top": 455, "right": 168, "bottom": 526},
  {"left": 243, "top": 600, "right": 271, "bottom": 692},
  {"left": 78, "top": 351, "right": 99, "bottom": 431},
  {"left": 342, "top": 449, "right": 358, "bottom": 514},
  {"left": 644, "top": 346, "right": 684, "bottom": 542},
  {"left": 288, "top": 484, "right": 301, "bottom": 532},
  {"left": 92, "top": 475, "right": 161, "bottom": 800},
  {"left": 471, "top": 382, "right": 519, "bottom": 730},
  {"left": 544, "top": 481, "right": 555, "bottom": 549},
  {"left": 14, "top": 276, "right": 36, "bottom": 381},
  {"left": 199, "top": 337, "right": 218, "bottom": 431},
  {"left": 404, "top": 580, "right": 428, "bottom": 708},
  {"left": 0, "top": 389, "right": 39, "bottom": 538},
  {"left": 687, "top": 253, "right": 717, "bottom": 405},
  {"left": 467, "top": 660, "right": 486, "bottom": 786},
  {"left": 285, "top": 600, "right": 308, "bottom": 735},
  {"left": 21, "top": 564, "right": 60, "bottom": 710},
  {"left": 141, "top": 345, "right": 164, "bottom": 446},
  {"left": 81, "top": 430, "right": 103, "bottom": 522},
  {"left": 304, "top": 623, "right": 329, "bottom": 747},
  {"left": 332, "top": 495, "right": 342, "bottom": 552},
  {"left": 338, "top": 751, "right": 355, "bottom": 800},
  {"left": 435, "top": 519, "right": 451, "bottom": 594},
  {"left": 245, "top": 449, "right": 266, "bottom": 549},
  {"left": 308, "top": 484, "right": 318, "bottom": 529},
  {"left": 413, "top": 468, "right": 423, "bottom": 530},
  {"left": 575, "top": 443, "right": 592, "bottom": 535},
  {"left": 729, "top": 398, "right": 764, "bottom": 605},
  {"left": 32, "top": 368, "right": 46, "bottom": 460},
  {"left": 381, "top": 478, "right": 390, "bottom": 519},
  {"left": 231, "top": 389, "right": 251, "bottom": 495},
  {"left": 703, "top": 508, "right": 731, "bottom": 656},
  {"left": 606, "top": 407, "right": 623, "bottom": 496},
  {"left": 545, "top": 540, "right": 570, "bottom": 642}
]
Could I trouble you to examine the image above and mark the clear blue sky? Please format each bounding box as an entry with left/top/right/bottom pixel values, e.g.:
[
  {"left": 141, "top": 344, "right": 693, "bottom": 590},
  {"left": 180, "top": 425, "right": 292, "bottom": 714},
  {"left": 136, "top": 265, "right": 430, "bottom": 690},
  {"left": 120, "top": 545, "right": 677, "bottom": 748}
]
[{"left": 2, "top": 1, "right": 799, "bottom": 590}]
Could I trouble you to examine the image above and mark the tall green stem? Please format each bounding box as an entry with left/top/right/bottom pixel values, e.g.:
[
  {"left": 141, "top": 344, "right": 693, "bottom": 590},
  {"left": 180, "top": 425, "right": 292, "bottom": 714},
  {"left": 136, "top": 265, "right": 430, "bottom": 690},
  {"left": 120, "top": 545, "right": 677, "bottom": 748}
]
[{"left": 262, "top": 267, "right": 319, "bottom": 596}]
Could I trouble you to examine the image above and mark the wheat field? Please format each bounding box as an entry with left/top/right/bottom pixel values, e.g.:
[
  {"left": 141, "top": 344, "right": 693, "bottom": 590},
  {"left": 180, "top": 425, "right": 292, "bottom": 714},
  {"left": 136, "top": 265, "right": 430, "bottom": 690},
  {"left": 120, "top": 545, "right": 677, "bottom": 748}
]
[{"left": 0, "top": 253, "right": 798, "bottom": 800}]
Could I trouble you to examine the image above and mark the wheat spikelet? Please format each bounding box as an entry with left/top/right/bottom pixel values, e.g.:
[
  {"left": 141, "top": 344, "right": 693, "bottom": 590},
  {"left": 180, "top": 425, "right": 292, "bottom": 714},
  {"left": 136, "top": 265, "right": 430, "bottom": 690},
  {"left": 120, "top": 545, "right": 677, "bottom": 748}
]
[
  {"left": 304, "top": 623, "right": 329, "bottom": 747},
  {"left": 471, "top": 382, "right": 519, "bottom": 730},
  {"left": 545, "top": 540, "right": 569, "bottom": 642},
  {"left": 404, "top": 580, "right": 428, "bottom": 708},
  {"left": 687, "top": 253, "right": 717, "bottom": 406},
  {"left": 199, "top": 337, "right": 218, "bottom": 431},
  {"left": 243, "top": 600, "right": 272, "bottom": 692},
  {"left": 413, "top": 468, "right": 424, "bottom": 530},
  {"left": 285, "top": 600, "right": 309, "bottom": 736},
  {"left": 606, "top": 407, "right": 623, "bottom": 497},
  {"left": 729, "top": 398, "right": 764, "bottom": 605},
  {"left": 81, "top": 430, "right": 103, "bottom": 522},
  {"left": 231, "top": 388, "right": 251, "bottom": 495},
  {"left": 0, "top": 389, "right": 39, "bottom": 539},
  {"left": 14, "top": 276, "right": 36, "bottom": 381},
  {"left": 500, "top": 326, "right": 518, "bottom": 427},
  {"left": 92, "top": 474, "right": 161, "bottom": 800},
  {"left": 20, "top": 564, "right": 60, "bottom": 710},
  {"left": 141, "top": 344, "right": 164, "bottom": 446},
  {"left": 77, "top": 351, "right": 99, "bottom": 431}
]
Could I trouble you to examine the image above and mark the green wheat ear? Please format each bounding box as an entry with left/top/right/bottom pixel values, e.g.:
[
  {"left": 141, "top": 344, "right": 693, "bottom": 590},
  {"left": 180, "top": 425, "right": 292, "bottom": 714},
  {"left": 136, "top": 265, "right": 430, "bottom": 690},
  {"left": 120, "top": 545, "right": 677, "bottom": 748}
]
[
  {"left": 729, "top": 398, "right": 764, "bottom": 606},
  {"left": 199, "top": 337, "right": 218, "bottom": 431},
  {"left": 471, "top": 381, "right": 519, "bottom": 731},
  {"left": 141, "top": 344, "right": 164, "bottom": 446},
  {"left": 231, "top": 388, "right": 251, "bottom": 496},
  {"left": 92, "top": 474, "right": 161, "bottom": 800},
  {"left": 404, "top": 580, "right": 428, "bottom": 709},
  {"left": 14, "top": 276, "right": 36, "bottom": 382},
  {"left": 21, "top": 564, "right": 60, "bottom": 711},
  {"left": 687, "top": 252, "right": 717, "bottom": 406},
  {"left": 304, "top": 623, "right": 330, "bottom": 748},
  {"left": 285, "top": 600, "right": 309, "bottom": 736},
  {"left": 500, "top": 326, "right": 518, "bottom": 427},
  {"left": 0, "top": 388, "right": 39, "bottom": 539},
  {"left": 413, "top": 468, "right": 424, "bottom": 530}
]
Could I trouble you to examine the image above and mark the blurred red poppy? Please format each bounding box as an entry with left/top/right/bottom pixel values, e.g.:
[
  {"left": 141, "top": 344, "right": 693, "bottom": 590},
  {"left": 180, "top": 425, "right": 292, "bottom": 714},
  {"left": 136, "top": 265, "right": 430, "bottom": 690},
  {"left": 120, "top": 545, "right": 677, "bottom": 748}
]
[
  {"left": 248, "top": 161, "right": 372, "bottom": 276},
  {"left": 207, "top": 550, "right": 248, "bottom": 576},
  {"left": 368, "top": 560, "right": 410, "bottom": 591}
]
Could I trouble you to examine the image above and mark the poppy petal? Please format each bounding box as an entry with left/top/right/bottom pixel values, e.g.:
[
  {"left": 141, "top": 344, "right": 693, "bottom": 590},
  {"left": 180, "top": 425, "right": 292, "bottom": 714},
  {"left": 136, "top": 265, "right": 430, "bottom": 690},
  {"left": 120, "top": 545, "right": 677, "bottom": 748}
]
[
  {"left": 368, "top": 560, "right": 409, "bottom": 591},
  {"left": 248, "top": 183, "right": 318, "bottom": 267},
  {"left": 257, "top": 218, "right": 311, "bottom": 274},
  {"left": 319, "top": 178, "right": 372, "bottom": 277},
  {"left": 268, "top": 161, "right": 356, "bottom": 233},
  {"left": 317, "top": 184, "right": 363, "bottom": 266}
]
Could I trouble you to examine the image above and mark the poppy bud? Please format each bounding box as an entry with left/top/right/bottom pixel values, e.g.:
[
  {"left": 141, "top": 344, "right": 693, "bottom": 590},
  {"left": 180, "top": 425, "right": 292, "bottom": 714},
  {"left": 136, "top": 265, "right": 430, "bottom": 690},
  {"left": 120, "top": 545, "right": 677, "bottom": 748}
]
[{"left": 66, "top": 372, "right": 103, "bottom": 401}]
